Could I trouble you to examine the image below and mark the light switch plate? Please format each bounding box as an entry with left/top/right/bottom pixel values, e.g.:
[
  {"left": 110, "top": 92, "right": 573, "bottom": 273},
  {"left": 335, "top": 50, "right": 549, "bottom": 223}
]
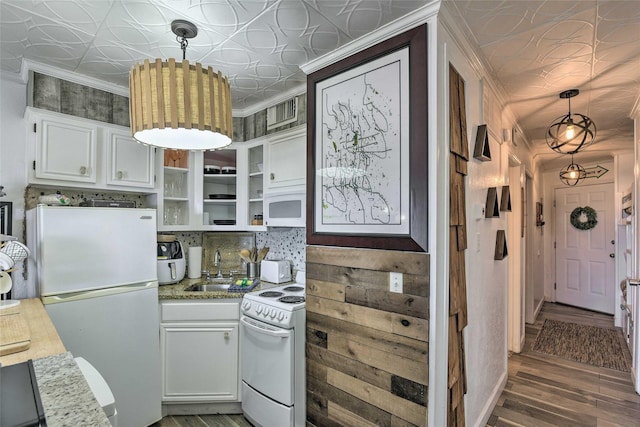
[{"left": 389, "top": 272, "right": 403, "bottom": 293}]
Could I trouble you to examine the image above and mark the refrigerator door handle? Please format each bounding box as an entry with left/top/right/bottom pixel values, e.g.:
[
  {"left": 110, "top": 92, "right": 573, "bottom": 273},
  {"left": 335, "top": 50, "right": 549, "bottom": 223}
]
[{"left": 42, "top": 281, "right": 158, "bottom": 304}]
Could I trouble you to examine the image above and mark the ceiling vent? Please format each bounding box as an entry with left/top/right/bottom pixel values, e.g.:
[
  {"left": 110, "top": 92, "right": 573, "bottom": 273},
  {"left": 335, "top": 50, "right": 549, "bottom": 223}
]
[{"left": 267, "top": 97, "right": 298, "bottom": 130}]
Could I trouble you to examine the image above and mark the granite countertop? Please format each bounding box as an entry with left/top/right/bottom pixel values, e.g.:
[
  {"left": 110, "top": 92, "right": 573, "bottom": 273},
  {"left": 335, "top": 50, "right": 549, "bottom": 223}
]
[
  {"left": 158, "top": 277, "right": 283, "bottom": 300},
  {"left": 33, "top": 352, "right": 111, "bottom": 427}
]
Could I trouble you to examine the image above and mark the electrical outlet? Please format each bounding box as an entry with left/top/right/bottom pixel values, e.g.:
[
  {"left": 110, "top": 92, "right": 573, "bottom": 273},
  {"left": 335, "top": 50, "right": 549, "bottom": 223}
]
[{"left": 389, "top": 272, "right": 403, "bottom": 293}]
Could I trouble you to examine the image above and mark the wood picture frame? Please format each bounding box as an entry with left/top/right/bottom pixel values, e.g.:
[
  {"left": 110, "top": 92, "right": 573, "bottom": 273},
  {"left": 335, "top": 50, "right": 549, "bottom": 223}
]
[{"left": 306, "top": 25, "right": 427, "bottom": 252}]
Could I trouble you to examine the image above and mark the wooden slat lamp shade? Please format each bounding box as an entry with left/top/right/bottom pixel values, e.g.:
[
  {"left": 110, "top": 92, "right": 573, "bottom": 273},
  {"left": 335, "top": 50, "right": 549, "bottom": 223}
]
[{"left": 129, "top": 58, "right": 233, "bottom": 150}]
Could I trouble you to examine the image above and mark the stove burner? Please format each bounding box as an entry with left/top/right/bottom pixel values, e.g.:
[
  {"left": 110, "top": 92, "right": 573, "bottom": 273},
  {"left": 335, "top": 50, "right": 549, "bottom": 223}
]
[
  {"left": 279, "top": 296, "right": 305, "bottom": 304},
  {"left": 259, "top": 291, "right": 284, "bottom": 298},
  {"left": 283, "top": 286, "right": 304, "bottom": 292}
]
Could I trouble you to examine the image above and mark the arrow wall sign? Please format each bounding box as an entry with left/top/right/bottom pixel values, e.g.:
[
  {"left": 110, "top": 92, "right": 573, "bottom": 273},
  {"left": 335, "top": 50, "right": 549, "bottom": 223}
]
[{"left": 584, "top": 165, "right": 608, "bottom": 179}]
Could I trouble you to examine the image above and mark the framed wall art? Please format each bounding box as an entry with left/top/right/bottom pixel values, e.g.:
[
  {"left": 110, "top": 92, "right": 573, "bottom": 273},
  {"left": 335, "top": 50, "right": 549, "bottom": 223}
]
[{"left": 306, "top": 25, "right": 427, "bottom": 251}]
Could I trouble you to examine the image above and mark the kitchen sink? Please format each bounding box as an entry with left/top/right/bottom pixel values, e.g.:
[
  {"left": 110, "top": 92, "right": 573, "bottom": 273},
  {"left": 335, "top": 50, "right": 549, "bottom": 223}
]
[{"left": 184, "top": 282, "right": 232, "bottom": 292}]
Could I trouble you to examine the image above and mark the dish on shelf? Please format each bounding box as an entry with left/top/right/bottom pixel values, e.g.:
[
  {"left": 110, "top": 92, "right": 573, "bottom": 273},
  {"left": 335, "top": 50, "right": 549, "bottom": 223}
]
[
  {"left": 221, "top": 166, "right": 236, "bottom": 174},
  {"left": 213, "top": 219, "right": 236, "bottom": 225},
  {"left": 256, "top": 162, "right": 263, "bottom": 172},
  {"left": 204, "top": 165, "right": 221, "bottom": 174},
  {"left": 208, "top": 194, "right": 236, "bottom": 200}
]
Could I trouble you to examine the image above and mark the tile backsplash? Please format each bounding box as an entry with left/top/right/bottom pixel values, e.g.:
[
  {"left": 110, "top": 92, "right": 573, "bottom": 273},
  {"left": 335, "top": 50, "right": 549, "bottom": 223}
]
[
  {"left": 168, "top": 227, "right": 306, "bottom": 277},
  {"left": 256, "top": 227, "right": 306, "bottom": 272}
]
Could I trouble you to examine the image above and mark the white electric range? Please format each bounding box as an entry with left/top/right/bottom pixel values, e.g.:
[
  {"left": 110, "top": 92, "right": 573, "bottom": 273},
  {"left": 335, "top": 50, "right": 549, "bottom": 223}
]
[{"left": 240, "top": 271, "right": 305, "bottom": 427}]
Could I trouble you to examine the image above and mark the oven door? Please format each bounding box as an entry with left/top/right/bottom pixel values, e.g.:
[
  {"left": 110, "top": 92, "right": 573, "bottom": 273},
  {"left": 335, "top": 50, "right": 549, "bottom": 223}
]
[{"left": 240, "top": 315, "right": 295, "bottom": 405}]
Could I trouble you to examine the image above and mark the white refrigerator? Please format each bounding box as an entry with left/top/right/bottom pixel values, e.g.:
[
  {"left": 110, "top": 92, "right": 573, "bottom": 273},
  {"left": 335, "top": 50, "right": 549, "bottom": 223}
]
[{"left": 27, "top": 205, "right": 162, "bottom": 427}]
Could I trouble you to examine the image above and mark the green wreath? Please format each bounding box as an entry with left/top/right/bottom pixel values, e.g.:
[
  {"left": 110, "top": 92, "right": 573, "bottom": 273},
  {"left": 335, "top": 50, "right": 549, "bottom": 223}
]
[{"left": 570, "top": 206, "right": 598, "bottom": 230}]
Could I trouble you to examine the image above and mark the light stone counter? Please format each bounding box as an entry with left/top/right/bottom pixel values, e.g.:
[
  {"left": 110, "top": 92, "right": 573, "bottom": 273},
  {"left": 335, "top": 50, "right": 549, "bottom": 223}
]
[
  {"left": 0, "top": 300, "right": 111, "bottom": 426},
  {"left": 158, "top": 277, "right": 284, "bottom": 300},
  {"left": 33, "top": 352, "right": 111, "bottom": 427}
]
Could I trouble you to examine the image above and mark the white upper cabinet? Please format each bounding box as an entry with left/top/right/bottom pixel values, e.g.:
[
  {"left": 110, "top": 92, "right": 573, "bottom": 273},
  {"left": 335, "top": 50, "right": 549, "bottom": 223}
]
[
  {"left": 106, "top": 128, "right": 155, "bottom": 188},
  {"left": 33, "top": 110, "right": 98, "bottom": 183},
  {"left": 265, "top": 126, "right": 306, "bottom": 192},
  {"left": 26, "top": 107, "right": 157, "bottom": 192}
]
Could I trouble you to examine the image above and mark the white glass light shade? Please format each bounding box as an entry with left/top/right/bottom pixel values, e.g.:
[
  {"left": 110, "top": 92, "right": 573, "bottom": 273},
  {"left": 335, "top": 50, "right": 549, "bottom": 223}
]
[{"left": 129, "top": 58, "right": 233, "bottom": 151}]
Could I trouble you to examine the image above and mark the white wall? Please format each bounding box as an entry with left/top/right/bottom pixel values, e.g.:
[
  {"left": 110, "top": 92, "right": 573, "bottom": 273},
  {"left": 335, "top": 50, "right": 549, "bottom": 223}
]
[
  {"left": 0, "top": 72, "right": 29, "bottom": 298},
  {"left": 438, "top": 21, "right": 509, "bottom": 427}
]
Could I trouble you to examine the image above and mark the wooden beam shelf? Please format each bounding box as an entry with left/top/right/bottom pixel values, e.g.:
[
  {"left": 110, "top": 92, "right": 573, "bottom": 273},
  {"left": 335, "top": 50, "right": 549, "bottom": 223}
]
[
  {"left": 485, "top": 187, "right": 500, "bottom": 218},
  {"left": 500, "top": 186, "right": 511, "bottom": 212},
  {"left": 494, "top": 229, "right": 508, "bottom": 260},
  {"left": 473, "top": 124, "right": 491, "bottom": 161}
]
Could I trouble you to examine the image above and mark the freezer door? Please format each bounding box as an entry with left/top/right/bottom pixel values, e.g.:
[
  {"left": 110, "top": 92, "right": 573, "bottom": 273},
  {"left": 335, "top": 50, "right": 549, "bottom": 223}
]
[{"left": 32, "top": 206, "right": 157, "bottom": 295}]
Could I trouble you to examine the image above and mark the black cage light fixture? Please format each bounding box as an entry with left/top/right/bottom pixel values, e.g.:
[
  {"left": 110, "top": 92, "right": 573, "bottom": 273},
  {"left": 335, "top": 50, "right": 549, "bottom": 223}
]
[
  {"left": 546, "top": 89, "right": 596, "bottom": 154},
  {"left": 559, "top": 154, "right": 587, "bottom": 186}
]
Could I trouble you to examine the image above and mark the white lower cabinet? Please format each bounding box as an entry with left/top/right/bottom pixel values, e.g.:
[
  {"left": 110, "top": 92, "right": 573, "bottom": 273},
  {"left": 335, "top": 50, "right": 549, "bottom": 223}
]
[{"left": 160, "top": 300, "right": 240, "bottom": 403}]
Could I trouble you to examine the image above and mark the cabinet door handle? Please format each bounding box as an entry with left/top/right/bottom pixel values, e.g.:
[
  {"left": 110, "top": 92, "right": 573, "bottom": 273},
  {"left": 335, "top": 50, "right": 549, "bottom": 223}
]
[
  {"left": 116, "top": 171, "right": 124, "bottom": 179},
  {"left": 79, "top": 166, "right": 87, "bottom": 175},
  {"left": 224, "top": 332, "right": 230, "bottom": 339},
  {"left": 270, "top": 173, "right": 275, "bottom": 180}
]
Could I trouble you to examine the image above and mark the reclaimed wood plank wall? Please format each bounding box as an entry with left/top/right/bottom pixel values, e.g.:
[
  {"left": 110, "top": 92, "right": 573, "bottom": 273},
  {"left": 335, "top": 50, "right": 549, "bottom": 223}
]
[
  {"left": 448, "top": 64, "right": 470, "bottom": 426},
  {"left": 306, "top": 245, "right": 430, "bottom": 426}
]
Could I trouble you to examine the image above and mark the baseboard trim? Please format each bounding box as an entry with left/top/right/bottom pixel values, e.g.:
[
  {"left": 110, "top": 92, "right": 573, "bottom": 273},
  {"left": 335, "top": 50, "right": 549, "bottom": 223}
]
[{"left": 470, "top": 370, "right": 508, "bottom": 427}]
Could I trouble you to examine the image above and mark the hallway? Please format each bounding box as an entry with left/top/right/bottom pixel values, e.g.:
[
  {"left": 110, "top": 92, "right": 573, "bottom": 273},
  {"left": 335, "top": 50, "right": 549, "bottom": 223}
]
[{"left": 487, "top": 302, "right": 640, "bottom": 426}]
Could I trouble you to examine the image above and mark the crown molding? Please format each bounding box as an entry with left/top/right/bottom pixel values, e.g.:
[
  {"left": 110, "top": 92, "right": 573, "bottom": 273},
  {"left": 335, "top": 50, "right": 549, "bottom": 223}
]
[
  {"left": 22, "top": 59, "right": 129, "bottom": 97},
  {"left": 232, "top": 83, "right": 306, "bottom": 117},
  {"left": 300, "top": 1, "right": 440, "bottom": 75},
  {"left": 439, "top": 2, "right": 533, "bottom": 152}
]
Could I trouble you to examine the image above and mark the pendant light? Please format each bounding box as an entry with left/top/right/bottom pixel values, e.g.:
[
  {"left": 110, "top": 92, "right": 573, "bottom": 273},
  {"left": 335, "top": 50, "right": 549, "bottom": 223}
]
[
  {"left": 129, "top": 20, "right": 233, "bottom": 151},
  {"left": 559, "top": 154, "right": 587, "bottom": 186},
  {"left": 545, "top": 89, "right": 596, "bottom": 154}
]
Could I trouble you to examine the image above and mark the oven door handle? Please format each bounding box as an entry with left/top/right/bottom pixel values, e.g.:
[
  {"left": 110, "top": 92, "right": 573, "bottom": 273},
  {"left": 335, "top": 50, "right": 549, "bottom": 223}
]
[{"left": 241, "top": 317, "right": 290, "bottom": 338}]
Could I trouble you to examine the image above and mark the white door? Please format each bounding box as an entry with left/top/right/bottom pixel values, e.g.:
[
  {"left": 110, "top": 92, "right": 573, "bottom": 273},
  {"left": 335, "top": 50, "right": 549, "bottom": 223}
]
[{"left": 555, "top": 183, "right": 615, "bottom": 313}]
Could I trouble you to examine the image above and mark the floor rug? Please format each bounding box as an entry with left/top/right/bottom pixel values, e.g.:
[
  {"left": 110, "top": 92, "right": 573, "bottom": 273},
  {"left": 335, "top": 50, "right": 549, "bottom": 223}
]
[{"left": 532, "top": 319, "right": 630, "bottom": 372}]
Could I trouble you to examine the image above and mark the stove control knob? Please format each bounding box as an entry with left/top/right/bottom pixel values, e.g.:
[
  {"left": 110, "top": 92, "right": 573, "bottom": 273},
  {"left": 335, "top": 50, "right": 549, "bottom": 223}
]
[
  {"left": 270, "top": 310, "right": 277, "bottom": 319},
  {"left": 242, "top": 301, "right": 251, "bottom": 311},
  {"left": 277, "top": 312, "right": 285, "bottom": 321},
  {"left": 256, "top": 305, "right": 263, "bottom": 314}
]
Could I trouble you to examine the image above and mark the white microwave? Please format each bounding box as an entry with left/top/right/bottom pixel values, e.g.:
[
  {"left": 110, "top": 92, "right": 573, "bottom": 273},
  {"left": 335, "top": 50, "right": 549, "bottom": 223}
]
[{"left": 264, "top": 191, "right": 305, "bottom": 227}]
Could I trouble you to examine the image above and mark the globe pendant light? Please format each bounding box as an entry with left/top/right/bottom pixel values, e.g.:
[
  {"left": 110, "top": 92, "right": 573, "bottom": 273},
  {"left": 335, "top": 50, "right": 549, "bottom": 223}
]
[
  {"left": 559, "top": 154, "right": 587, "bottom": 186},
  {"left": 129, "top": 20, "right": 233, "bottom": 151},
  {"left": 546, "top": 89, "right": 596, "bottom": 154}
]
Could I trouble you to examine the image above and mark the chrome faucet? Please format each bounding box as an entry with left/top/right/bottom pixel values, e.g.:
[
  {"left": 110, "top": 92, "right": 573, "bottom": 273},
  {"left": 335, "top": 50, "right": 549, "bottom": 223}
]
[{"left": 214, "top": 249, "right": 223, "bottom": 278}]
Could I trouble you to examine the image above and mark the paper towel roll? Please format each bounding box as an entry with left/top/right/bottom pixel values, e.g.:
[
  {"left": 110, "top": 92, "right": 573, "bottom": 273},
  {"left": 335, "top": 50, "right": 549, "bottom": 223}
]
[{"left": 187, "top": 246, "right": 203, "bottom": 279}]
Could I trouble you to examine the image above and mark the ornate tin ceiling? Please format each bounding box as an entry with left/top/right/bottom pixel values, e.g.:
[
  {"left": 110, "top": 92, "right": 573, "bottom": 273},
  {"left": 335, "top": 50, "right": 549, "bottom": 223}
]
[{"left": 1, "top": 0, "right": 639, "bottom": 163}]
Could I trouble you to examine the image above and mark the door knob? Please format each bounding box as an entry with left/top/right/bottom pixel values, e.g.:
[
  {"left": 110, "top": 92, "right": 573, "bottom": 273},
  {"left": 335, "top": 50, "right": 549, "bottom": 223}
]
[{"left": 609, "top": 253, "right": 615, "bottom": 258}]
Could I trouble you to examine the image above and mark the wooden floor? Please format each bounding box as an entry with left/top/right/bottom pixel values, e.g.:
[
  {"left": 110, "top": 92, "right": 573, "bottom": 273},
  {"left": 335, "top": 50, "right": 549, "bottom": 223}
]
[
  {"left": 153, "top": 414, "right": 252, "bottom": 427},
  {"left": 487, "top": 302, "right": 640, "bottom": 427}
]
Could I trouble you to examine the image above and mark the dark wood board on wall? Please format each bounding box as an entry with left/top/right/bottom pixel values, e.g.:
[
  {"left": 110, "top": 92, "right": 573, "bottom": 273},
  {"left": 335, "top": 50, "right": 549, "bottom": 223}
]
[{"left": 306, "top": 24, "right": 428, "bottom": 252}]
